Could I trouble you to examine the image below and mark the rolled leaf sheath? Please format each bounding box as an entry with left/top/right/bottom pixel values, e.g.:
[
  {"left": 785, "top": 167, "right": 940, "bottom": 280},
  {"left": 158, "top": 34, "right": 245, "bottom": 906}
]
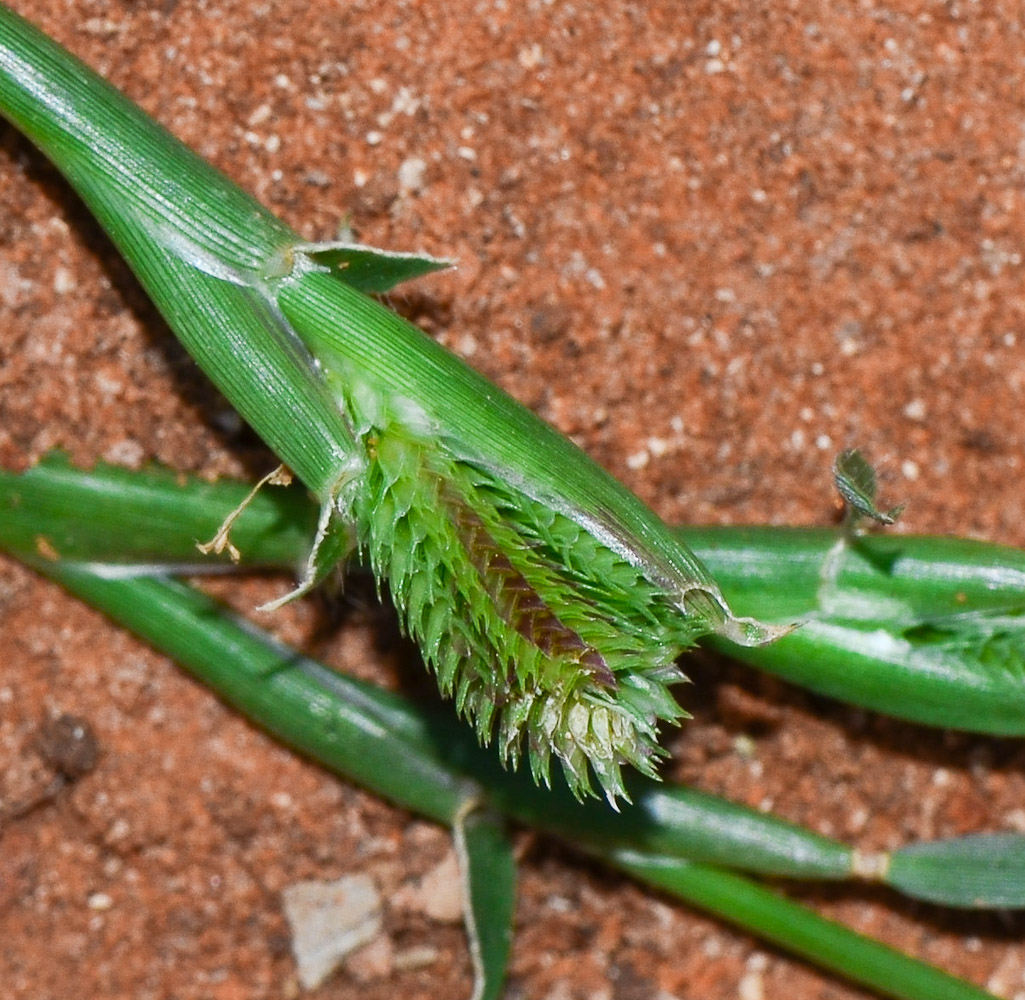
[
  {"left": 0, "top": 5, "right": 358, "bottom": 501},
  {"left": 275, "top": 273, "right": 702, "bottom": 582},
  {"left": 274, "top": 271, "right": 777, "bottom": 645}
]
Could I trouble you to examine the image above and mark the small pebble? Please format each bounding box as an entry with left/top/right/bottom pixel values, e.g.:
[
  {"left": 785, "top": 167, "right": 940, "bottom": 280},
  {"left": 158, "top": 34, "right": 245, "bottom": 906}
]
[
  {"left": 397, "top": 156, "right": 427, "bottom": 194},
  {"left": 281, "top": 874, "right": 382, "bottom": 989},
  {"left": 35, "top": 714, "right": 99, "bottom": 780}
]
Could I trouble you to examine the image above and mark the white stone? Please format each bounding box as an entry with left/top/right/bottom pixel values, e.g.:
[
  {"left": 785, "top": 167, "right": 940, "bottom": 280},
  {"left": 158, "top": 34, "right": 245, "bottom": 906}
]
[
  {"left": 282, "top": 874, "right": 383, "bottom": 989},
  {"left": 397, "top": 156, "right": 428, "bottom": 194}
]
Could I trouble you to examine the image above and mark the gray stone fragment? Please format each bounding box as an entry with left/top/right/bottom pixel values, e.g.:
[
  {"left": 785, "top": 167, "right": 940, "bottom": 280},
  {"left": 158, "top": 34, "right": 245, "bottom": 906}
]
[{"left": 281, "top": 874, "right": 383, "bottom": 989}]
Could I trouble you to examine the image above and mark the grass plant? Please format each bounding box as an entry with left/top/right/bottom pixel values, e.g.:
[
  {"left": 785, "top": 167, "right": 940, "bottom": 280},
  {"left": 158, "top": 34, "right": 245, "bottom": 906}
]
[{"left": 1, "top": 6, "right": 1023, "bottom": 998}]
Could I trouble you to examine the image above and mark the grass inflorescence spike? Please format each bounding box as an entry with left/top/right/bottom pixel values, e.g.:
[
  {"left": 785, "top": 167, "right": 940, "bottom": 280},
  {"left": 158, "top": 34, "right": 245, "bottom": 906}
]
[{"left": 346, "top": 412, "right": 700, "bottom": 803}]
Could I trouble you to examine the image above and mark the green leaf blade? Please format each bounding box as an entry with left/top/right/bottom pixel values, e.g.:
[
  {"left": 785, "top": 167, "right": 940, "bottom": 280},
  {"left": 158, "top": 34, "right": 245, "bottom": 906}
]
[
  {"left": 26, "top": 565, "right": 476, "bottom": 826},
  {"left": 610, "top": 851, "right": 999, "bottom": 1000},
  {"left": 457, "top": 809, "right": 517, "bottom": 1000},
  {"left": 886, "top": 834, "right": 1025, "bottom": 909},
  {"left": 0, "top": 454, "right": 315, "bottom": 570},
  {"left": 0, "top": 4, "right": 293, "bottom": 277},
  {"left": 713, "top": 618, "right": 1025, "bottom": 735}
]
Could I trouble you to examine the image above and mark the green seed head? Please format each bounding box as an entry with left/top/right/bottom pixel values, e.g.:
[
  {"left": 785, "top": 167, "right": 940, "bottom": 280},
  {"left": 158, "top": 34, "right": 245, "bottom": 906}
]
[{"left": 336, "top": 388, "right": 704, "bottom": 803}]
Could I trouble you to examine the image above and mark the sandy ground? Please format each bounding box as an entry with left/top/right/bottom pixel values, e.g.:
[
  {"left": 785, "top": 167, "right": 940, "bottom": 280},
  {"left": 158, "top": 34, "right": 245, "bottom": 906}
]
[{"left": 2, "top": 1, "right": 1025, "bottom": 998}]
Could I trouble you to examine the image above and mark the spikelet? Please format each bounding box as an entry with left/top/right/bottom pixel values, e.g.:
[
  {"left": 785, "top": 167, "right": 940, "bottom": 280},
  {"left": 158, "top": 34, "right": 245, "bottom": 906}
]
[{"left": 336, "top": 393, "right": 705, "bottom": 803}]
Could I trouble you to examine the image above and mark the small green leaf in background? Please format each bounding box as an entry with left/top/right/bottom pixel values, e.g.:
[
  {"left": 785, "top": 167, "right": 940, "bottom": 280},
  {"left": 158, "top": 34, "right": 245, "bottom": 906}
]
[{"left": 834, "top": 449, "right": 906, "bottom": 526}]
